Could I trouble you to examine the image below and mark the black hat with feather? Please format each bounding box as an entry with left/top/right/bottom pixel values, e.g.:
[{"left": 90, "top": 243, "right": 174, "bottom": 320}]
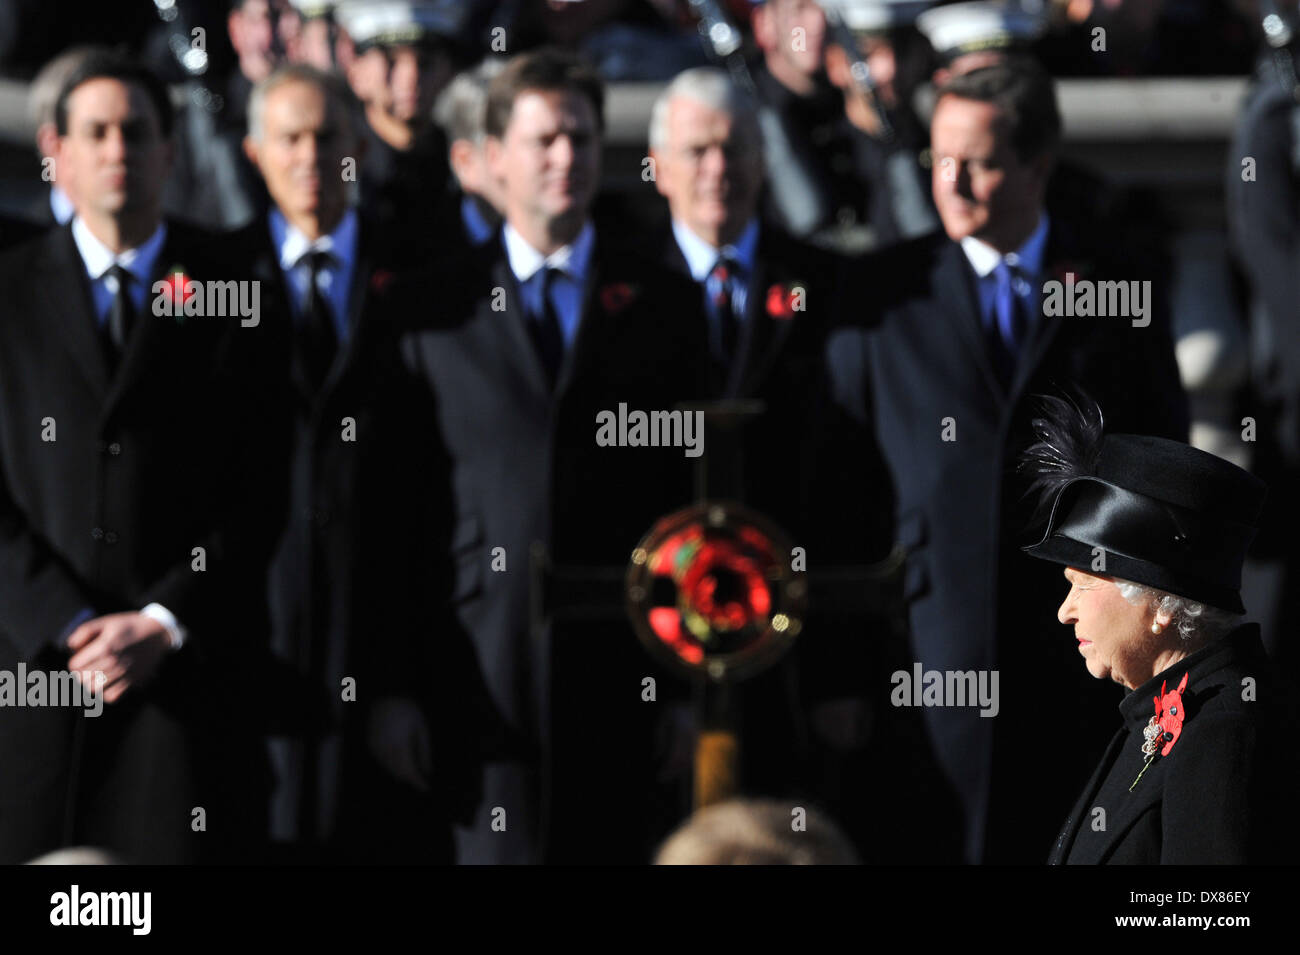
[{"left": 1019, "top": 394, "right": 1267, "bottom": 614}]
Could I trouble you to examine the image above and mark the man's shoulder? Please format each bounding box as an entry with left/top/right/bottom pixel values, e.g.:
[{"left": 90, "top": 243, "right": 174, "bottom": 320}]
[{"left": 0, "top": 221, "right": 71, "bottom": 281}]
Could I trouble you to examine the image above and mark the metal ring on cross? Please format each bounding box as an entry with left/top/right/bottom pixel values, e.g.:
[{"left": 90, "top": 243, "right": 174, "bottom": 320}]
[{"left": 625, "top": 501, "right": 806, "bottom": 683}]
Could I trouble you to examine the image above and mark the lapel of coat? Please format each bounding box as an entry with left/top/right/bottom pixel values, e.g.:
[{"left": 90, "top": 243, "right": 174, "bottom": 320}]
[
  {"left": 734, "top": 226, "right": 800, "bottom": 399},
  {"left": 555, "top": 231, "right": 607, "bottom": 400},
  {"left": 935, "top": 238, "right": 1006, "bottom": 407},
  {"left": 487, "top": 245, "right": 553, "bottom": 402},
  {"left": 105, "top": 226, "right": 203, "bottom": 415},
  {"left": 662, "top": 228, "right": 729, "bottom": 397},
  {"left": 319, "top": 217, "right": 377, "bottom": 397},
  {"left": 36, "top": 225, "right": 111, "bottom": 398},
  {"left": 1048, "top": 725, "right": 1127, "bottom": 863}
]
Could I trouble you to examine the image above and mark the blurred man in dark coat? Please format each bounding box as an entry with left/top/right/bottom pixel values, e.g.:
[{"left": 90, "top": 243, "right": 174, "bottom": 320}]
[
  {"left": 237, "top": 63, "right": 433, "bottom": 862},
  {"left": 163, "top": 0, "right": 293, "bottom": 231},
  {"left": 0, "top": 54, "right": 287, "bottom": 864},
  {"left": 376, "top": 48, "right": 710, "bottom": 864},
  {"left": 828, "top": 61, "right": 1188, "bottom": 863}
]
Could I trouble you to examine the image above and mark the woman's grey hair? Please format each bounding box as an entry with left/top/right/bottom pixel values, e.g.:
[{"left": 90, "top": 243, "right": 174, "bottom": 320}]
[
  {"left": 648, "top": 66, "right": 761, "bottom": 153},
  {"left": 247, "top": 64, "right": 359, "bottom": 144},
  {"left": 1114, "top": 580, "right": 1240, "bottom": 644},
  {"left": 434, "top": 59, "right": 505, "bottom": 145}
]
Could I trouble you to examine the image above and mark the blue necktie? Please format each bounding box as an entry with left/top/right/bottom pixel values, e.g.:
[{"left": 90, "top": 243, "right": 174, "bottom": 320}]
[{"left": 989, "top": 260, "right": 1027, "bottom": 385}]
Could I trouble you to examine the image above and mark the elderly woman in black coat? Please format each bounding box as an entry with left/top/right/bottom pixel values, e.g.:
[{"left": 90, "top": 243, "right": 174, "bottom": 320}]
[{"left": 1019, "top": 398, "right": 1300, "bottom": 864}]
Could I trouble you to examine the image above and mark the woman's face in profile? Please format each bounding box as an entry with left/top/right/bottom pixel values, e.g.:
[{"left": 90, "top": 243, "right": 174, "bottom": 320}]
[{"left": 1055, "top": 567, "right": 1161, "bottom": 690}]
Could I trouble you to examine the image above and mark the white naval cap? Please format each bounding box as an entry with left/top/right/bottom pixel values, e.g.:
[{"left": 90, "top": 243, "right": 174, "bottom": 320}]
[
  {"left": 819, "top": 0, "right": 934, "bottom": 33},
  {"left": 287, "top": 0, "right": 338, "bottom": 19},
  {"left": 916, "top": 1, "right": 1047, "bottom": 61},
  {"left": 334, "top": 0, "right": 468, "bottom": 48}
]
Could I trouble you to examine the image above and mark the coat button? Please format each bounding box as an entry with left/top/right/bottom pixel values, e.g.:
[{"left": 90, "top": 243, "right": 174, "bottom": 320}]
[
  {"left": 108, "top": 442, "right": 121, "bottom": 456},
  {"left": 104, "top": 530, "right": 119, "bottom": 545},
  {"left": 91, "top": 527, "right": 104, "bottom": 540}
]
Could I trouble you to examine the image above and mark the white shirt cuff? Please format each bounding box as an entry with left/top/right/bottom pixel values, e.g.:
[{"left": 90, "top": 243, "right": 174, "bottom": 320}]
[{"left": 141, "top": 603, "right": 187, "bottom": 650}]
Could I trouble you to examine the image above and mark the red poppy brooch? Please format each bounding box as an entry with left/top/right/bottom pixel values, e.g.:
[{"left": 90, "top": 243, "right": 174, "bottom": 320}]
[
  {"left": 157, "top": 264, "right": 196, "bottom": 321},
  {"left": 765, "top": 282, "right": 804, "bottom": 320},
  {"left": 1130, "top": 671, "right": 1189, "bottom": 792},
  {"left": 599, "top": 282, "right": 638, "bottom": 314}
]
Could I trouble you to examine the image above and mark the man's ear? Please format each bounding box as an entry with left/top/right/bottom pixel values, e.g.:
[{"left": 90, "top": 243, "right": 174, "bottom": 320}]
[
  {"left": 242, "top": 135, "right": 260, "bottom": 171},
  {"left": 448, "top": 138, "right": 475, "bottom": 189},
  {"left": 485, "top": 134, "right": 505, "bottom": 179},
  {"left": 752, "top": 5, "right": 774, "bottom": 52},
  {"left": 647, "top": 147, "right": 670, "bottom": 199}
]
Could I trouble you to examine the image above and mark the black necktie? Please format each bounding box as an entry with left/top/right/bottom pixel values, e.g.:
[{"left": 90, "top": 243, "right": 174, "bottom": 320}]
[
  {"left": 707, "top": 255, "right": 741, "bottom": 369},
  {"left": 300, "top": 250, "right": 339, "bottom": 390},
  {"left": 528, "top": 267, "right": 564, "bottom": 387},
  {"left": 104, "top": 264, "right": 135, "bottom": 368}
]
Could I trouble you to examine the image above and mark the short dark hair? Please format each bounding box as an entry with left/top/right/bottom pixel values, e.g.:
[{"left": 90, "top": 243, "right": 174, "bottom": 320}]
[
  {"left": 484, "top": 48, "right": 604, "bottom": 139},
  {"left": 54, "top": 53, "right": 174, "bottom": 139},
  {"left": 935, "top": 60, "right": 1060, "bottom": 162}
]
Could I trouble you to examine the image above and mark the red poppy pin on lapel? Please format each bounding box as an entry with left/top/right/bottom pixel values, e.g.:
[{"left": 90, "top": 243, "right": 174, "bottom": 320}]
[
  {"left": 765, "top": 282, "right": 803, "bottom": 320},
  {"left": 369, "top": 269, "right": 396, "bottom": 295},
  {"left": 599, "top": 282, "right": 637, "bottom": 314},
  {"left": 157, "top": 265, "right": 196, "bottom": 322},
  {"left": 1130, "top": 671, "right": 1189, "bottom": 791}
]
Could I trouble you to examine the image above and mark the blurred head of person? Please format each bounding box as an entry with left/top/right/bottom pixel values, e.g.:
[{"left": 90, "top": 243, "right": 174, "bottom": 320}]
[
  {"left": 54, "top": 54, "right": 175, "bottom": 250},
  {"left": 484, "top": 48, "right": 603, "bottom": 255},
  {"left": 339, "top": 2, "right": 471, "bottom": 148},
  {"left": 284, "top": 3, "right": 350, "bottom": 71},
  {"left": 31, "top": 46, "right": 106, "bottom": 161},
  {"left": 752, "top": 0, "right": 828, "bottom": 96},
  {"left": 649, "top": 67, "right": 765, "bottom": 248},
  {"left": 245, "top": 64, "right": 362, "bottom": 239},
  {"left": 822, "top": 1, "right": 932, "bottom": 134},
  {"left": 348, "top": 41, "right": 455, "bottom": 133},
  {"left": 229, "top": 0, "right": 293, "bottom": 84},
  {"left": 434, "top": 59, "right": 506, "bottom": 212},
  {"left": 30, "top": 46, "right": 106, "bottom": 215},
  {"left": 930, "top": 61, "right": 1058, "bottom": 254},
  {"left": 655, "top": 799, "right": 861, "bottom": 864}
]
